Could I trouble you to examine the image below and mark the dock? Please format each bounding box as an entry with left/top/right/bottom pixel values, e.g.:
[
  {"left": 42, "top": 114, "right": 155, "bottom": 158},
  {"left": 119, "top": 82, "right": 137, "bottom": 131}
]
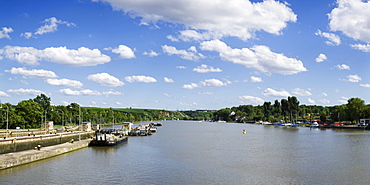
[{"left": 0, "top": 139, "right": 91, "bottom": 170}]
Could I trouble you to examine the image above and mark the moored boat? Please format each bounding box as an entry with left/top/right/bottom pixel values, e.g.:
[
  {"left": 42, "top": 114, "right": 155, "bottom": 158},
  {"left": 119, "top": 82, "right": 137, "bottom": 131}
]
[
  {"left": 149, "top": 126, "right": 157, "bottom": 133},
  {"left": 89, "top": 129, "right": 128, "bottom": 146},
  {"left": 310, "top": 122, "right": 320, "bottom": 128},
  {"left": 153, "top": 122, "right": 162, "bottom": 126}
]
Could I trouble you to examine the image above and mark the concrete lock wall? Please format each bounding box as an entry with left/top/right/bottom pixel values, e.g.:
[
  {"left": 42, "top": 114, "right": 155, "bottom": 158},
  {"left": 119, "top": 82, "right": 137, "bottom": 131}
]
[
  {"left": 0, "top": 130, "right": 50, "bottom": 138},
  {"left": 0, "top": 132, "right": 94, "bottom": 154}
]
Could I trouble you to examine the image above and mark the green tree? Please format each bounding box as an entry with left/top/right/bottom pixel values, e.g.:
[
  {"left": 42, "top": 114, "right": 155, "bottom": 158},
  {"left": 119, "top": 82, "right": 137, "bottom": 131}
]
[
  {"left": 346, "top": 98, "right": 366, "bottom": 123},
  {"left": 273, "top": 100, "right": 281, "bottom": 121},
  {"left": 281, "top": 99, "right": 289, "bottom": 122},
  {"left": 288, "top": 96, "right": 299, "bottom": 123},
  {"left": 16, "top": 99, "right": 43, "bottom": 128},
  {"left": 263, "top": 101, "right": 272, "bottom": 121},
  {"left": 213, "top": 108, "right": 232, "bottom": 121},
  {"left": 1, "top": 103, "right": 21, "bottom": 129},
  {"left": 66, "top": 103, "right": 80, "bottom": 124},
  {"left": 33, "top": 94, "right": 51, "bottom": 119}
]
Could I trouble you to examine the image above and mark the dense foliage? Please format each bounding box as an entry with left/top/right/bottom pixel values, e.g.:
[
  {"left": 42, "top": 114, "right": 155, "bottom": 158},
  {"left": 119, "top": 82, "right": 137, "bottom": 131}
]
[
  {"left": 211, "top": 97, "right": 370, "bottom": 124},
  {"left": 1, "top": 94, "right": 370, "bottom": 129},
  {"left": 0, "top": 94, "right": 187, "bottom": 129}
]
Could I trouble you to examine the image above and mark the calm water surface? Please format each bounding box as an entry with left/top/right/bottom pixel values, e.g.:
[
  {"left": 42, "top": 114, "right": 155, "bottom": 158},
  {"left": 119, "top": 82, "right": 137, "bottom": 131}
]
[{"left": 1, "top": 121, "right": 370, "bottom": 184}]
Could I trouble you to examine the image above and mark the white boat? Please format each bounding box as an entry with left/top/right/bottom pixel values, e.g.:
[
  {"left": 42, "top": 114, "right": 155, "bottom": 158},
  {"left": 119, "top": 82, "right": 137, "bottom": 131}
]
[
  {"left": 284, "top": 122, "right": 292, "bottom": 126},
  {"left": 89, "top": 129, "right": 128, "bottom": 146},
  {"left": 310, "top": 122, "right": 319, "bottom": 128},
  {"left": 149, "top": 126, "right": 157, "bottom": 133},
  {"left": 260, "top": 121, "right": 272, "bottom": 125}
]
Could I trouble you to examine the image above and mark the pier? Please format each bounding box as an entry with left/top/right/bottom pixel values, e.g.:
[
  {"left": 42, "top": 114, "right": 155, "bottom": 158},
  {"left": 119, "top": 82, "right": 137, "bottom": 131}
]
[{"left": 0, "top": 139, "right": 91, "bottom": 169}]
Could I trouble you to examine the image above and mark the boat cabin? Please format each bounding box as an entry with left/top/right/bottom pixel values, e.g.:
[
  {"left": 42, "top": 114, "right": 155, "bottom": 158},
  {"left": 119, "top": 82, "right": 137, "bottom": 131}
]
[
  {"left": 122, "top": 122, "right": 132, "bottom": 135},
  {"left": 360, "top": 119, "right": 370, "bottom": 126}
]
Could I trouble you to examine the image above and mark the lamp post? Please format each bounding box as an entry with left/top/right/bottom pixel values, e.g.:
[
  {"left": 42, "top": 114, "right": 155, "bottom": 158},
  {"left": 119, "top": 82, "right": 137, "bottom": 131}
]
[
  {"left": 44, "top": 109, "right": 48, "bottom": 134},
  {"left": 79, "top": 106, "right": 81, "bottom": 141},
  {"left": 1, "top": 104, "right": 9, "bottom": 138}
]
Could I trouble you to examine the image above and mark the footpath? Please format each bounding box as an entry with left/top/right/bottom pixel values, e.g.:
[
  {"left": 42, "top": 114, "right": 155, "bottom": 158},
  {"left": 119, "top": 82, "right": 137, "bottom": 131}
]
[{"left": 0, "top": 139, "right": 91, "bottom": 169}]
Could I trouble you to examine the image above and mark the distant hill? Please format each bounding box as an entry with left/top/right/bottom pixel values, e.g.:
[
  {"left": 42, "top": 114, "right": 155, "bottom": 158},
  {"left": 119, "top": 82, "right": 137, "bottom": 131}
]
[{"left": 83, "top": 107, "right": 190, "bottom": 121}]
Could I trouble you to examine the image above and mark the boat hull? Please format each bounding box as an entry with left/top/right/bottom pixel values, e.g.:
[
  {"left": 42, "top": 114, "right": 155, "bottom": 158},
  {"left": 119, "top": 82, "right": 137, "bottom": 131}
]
[{"left": 89, "top": 137, "right": 128, "bottom": 146}]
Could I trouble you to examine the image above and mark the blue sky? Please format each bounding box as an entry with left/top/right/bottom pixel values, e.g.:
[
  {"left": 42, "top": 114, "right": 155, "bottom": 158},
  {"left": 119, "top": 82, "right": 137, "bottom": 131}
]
[{"left": 0, "top": 0, "right": 370, "bottom": 110}]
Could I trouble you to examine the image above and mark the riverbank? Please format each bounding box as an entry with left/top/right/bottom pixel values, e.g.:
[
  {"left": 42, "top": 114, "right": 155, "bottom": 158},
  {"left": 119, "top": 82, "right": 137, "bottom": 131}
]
[{"left": 0, "top": 139, "right": 91, "bottom": 170}]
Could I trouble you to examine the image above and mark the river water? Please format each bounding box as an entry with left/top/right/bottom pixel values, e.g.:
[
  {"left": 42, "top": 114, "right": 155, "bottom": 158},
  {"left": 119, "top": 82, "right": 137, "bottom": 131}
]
[{"left": 1, "top": 121, "right": 370, "bottom": 184}]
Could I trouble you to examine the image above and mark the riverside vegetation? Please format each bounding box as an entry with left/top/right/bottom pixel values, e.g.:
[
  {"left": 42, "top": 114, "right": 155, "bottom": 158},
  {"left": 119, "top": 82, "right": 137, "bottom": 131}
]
[{"left": 0, "top": 94, "right": 369, "bottom": 129}]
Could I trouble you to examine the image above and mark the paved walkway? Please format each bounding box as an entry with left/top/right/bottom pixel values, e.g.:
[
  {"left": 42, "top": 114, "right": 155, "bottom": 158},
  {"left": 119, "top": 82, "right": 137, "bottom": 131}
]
[{"left": 0, "top": 139, "right": 92, "bottom": 169}]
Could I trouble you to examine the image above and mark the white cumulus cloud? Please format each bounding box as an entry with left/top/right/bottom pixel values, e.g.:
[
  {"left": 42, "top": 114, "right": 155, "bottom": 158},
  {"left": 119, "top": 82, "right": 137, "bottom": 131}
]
[
  {"left": 360, "top": 84, "right": 370, "bottom": 88},
  {"left": 162, "top": 45, "right": 204, "bottom": 61},
  {"left": 125, "top": 75, "right": 157, "bottom": 83},
  {"left": 5, "top": 67, "right": 58, "bottom": 79},
  {"left": 200, "top": 40, "right": 307, "bottom": 75},
  {"left": 0, "top": 91, "right": 10, "bottom": 97},
  {"left": 193, "top": 64, "right": 222, "bottom": 73},
  {"left": 103, "top": 90, "right": 123, "bottom": 97},
  {"left": 335, "top": 64, "right": 350, "bottom": 70},
  {"left": 346, "top": 74, "right": 361, "bottom": 82},
  {"left": 329, "top": 0, "right": 370, "bottom": 43},
  {"left": 307, "top": 98, "right": 315, "bottom": 104},
  {"left": 8, "top": 88, "right": 45, "bottom": 95},
  {"left": 292, "top": 88, "right": 312, "bottom": 96},
  {"left": 0, "top": 27, "right": 13, "bottom": 39},
  {"left": 87, "top": 73, "right": 124, "bottom": 87},
  {"left": 105, "top": 45, "right": 136, "bottom": 59},
  {"left": 0, "top": 45, "right": 111, "bottom": 66},
  {"left": 45, "top": 78, "right": 83, "bottom": 88},
  {"left": 93, "top": 0, "right": 297, "bottom": 41},
  {"left": 164, "top": 77, "right": 174, "bottom": 83},
  {"left": 35, "top": 17, "right": 76, "bottom": 35},
  {"left": 262, "top": 88, "right": 291, "bottom": 97},
  {"left": 200, "top": 79, "right": 227, "bottom": 87},
  {"left": 315, "top": 30, "right": 341, "bottom": 46},
  {"left": 251, "top": 76, "right": 263, "bottom": 83},
  {"left": 315, "top": 53, "right": 327, "bottom": 63},
  {"left": 21, "top": 32, "right": 32, "bottom": 39},
  {"left": 350, "top": 44, "right": 370, "bottom": 52},
  {"left": 182, "top": 83, "right": 199, "bottom": 89},
  {"left": 182, "top": 79, "right": 227, "bottom": 89},
  {"left": 59, "top": 88, "right": 102, "bottom": 96},
  {"left": 143, "top": 50, "right": 159, "bottom": 57},
  {"left": 176, "top": 66, "right": 186, "bottom": 69}
]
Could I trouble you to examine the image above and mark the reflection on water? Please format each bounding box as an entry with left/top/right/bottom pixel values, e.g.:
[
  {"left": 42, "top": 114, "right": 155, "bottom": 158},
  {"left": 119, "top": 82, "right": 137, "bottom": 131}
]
[{"left": 2, "top": 121, "right": 370, "bottom": 184}]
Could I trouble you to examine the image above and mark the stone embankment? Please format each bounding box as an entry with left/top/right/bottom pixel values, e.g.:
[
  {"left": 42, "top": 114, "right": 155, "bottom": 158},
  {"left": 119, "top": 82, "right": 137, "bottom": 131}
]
[
  {"left": 0, "top": 131, "right": 94, "bottom": 154},
  {"left": 0, "top": 139, "right": 92, "bottom": 169}
]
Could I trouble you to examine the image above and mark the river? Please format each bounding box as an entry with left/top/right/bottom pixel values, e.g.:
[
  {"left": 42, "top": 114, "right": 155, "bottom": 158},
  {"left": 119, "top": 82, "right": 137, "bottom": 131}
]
[{"left": 1, "top": 121, "right": 370, "bottom": 184}]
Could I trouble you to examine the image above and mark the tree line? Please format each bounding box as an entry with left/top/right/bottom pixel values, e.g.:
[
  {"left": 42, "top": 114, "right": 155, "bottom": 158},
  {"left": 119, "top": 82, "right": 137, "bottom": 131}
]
[
  {"left": 1, "top": 94, "right": 370, "bottom": 129},
  {"left": 211, "top": 97, "right": 370, "bottom": 124},
  {"left": 0, "top": 94, "right": 181, "bottom": 129}
]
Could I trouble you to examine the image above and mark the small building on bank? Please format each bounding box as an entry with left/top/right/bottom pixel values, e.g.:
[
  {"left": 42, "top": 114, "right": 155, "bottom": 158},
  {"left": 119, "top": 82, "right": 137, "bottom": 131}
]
[
  {"left": 82, "top": 122, "right": 92, "bottom": 131},
  {"left": 43, "top": 121, "right": 54, "bottom": 131}
]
